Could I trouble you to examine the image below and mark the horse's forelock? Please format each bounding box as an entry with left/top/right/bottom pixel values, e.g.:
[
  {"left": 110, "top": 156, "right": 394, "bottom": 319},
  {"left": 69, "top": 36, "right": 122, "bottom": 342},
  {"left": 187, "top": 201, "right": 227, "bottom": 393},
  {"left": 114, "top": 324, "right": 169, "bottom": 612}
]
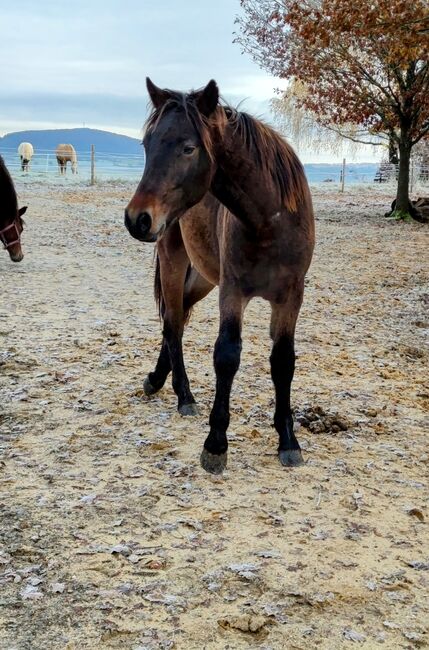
[{"left": 144, "top": 91, "right": 222, "bottom": 162}]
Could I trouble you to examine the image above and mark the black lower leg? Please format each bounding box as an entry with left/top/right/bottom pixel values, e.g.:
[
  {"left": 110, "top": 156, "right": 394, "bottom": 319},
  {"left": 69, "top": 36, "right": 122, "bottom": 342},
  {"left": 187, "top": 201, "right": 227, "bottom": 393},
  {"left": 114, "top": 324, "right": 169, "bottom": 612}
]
[
  {"left": 164, "top": 320, "right": 196, "bottom": 414},
  {"left": 270, "top": 335, "right": 303, "bottom": 466},
  {"left": 144, "top": 337, "right": 171, "bottom": 395},
  {"left": 201, "top": 319, "right": 241, "bottom": 473}
]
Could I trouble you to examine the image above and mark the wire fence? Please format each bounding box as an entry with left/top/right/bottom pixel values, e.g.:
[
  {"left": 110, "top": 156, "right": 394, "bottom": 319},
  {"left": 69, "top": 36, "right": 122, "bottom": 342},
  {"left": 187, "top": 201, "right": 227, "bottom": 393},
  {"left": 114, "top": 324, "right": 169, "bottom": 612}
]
[
  {"left": 0, "top": 146, "right": 145, "bottom": 183},
  {"left": 1, "top": 145, "right": 429, "bottom": 191}
]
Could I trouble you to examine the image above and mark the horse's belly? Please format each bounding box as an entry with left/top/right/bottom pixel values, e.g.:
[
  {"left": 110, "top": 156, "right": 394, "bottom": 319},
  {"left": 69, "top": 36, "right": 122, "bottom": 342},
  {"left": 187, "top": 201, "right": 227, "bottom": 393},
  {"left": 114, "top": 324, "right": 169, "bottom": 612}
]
[{"left": 182, "top": 230, "right": 220, "bottom": 286}]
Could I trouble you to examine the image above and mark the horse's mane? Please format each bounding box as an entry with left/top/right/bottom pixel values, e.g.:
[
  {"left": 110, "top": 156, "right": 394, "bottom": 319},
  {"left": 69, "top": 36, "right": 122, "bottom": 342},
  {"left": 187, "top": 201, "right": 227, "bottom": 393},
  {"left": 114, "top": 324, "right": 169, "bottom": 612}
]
[
  {"left": 145, "top": 89, "right": 307, "bottom": 213},
  {"left": 0, "top": 155, "right": 18, "bottom": 219}
]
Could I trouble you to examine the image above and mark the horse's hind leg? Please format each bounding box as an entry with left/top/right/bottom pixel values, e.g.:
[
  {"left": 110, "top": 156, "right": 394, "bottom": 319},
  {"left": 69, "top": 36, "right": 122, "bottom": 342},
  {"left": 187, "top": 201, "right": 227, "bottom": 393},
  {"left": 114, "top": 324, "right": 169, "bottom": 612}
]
[
  {"left": 143, "top": 337, "right": 171, "bottom": 396},
  {"left": 201, "top": 288, "right": 245, "bottom": 474},
  {"left": 270, "top": 283, "right": 305, "bottom": 467},
  {"left": 144, "top": 268, "right": 213, "bottom": 399},
  {"left": 144, "top": 227, "right": 213, "bottom": 415}
]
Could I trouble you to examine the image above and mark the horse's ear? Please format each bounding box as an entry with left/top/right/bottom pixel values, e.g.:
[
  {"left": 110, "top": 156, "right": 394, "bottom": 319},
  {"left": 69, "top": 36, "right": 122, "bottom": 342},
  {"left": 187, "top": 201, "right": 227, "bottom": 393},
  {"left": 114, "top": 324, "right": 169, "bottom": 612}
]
[
  {"left": 146, "top": 77, "right": 171, "bottom": 109},
  {"left": 195, "top": 80, "right": 219, "bottom": 116},
  {"left": 18, "top": 206, "right": 27, "bottom": 217}
]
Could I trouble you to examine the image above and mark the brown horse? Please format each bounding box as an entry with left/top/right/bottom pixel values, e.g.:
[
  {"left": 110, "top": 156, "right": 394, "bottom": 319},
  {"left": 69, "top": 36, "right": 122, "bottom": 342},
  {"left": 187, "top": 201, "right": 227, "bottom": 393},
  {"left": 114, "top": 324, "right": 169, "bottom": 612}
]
[
  {"left": 0, "top": 156, "right": 27, "bottom": 262},
  {"left": 56, "top": 144, "right": 78, "bottom": 175},
  {"left": 125, "top": 79, "right": 315, "bottom": 474}
]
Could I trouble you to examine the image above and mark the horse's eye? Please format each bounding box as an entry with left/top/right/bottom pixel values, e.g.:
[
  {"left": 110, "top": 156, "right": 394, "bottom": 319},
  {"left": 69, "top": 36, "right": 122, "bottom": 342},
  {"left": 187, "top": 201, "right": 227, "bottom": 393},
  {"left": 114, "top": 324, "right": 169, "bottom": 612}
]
[{"left": 183, "top": 145, "right": 196, "bottom": 155}]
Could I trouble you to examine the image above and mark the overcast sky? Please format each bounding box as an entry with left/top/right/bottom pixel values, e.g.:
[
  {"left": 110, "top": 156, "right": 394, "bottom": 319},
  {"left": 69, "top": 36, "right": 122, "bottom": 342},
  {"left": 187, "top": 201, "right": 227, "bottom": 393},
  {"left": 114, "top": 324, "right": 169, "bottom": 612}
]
[{"left": 0, "top": 0, "right": 376, "bottom": 161}]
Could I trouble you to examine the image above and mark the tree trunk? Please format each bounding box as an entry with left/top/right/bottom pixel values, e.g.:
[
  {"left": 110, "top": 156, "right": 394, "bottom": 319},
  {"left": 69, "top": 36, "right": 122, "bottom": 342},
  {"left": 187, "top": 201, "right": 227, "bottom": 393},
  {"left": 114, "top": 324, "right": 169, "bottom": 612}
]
[
  {"left": 396, "top": 138, "right": 412, "bottom": 215},
  {"left": 389, "top": 133, "right": 398, "bottom": 165}
]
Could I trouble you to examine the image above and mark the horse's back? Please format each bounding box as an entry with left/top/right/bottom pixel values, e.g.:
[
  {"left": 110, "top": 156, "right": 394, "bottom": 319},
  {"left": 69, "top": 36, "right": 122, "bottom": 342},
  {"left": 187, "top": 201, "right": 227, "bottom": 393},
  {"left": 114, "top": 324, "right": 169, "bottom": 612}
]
[
  {"left": 56, "top": 144, "right": 76, "bottom": 160},
  {"left": 56, "top": 144, "right": 68, "bottom": 158},
  {"left": 18, "top": 142, "right": 33, "bottom": 158}
]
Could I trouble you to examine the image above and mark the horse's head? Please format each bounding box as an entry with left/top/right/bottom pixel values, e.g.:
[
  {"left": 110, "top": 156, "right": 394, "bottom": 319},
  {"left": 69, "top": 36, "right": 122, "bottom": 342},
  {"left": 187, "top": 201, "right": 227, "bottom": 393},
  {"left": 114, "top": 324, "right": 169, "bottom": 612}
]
[
  {"left": 0, "top": 206, "right": 27, "bottom": 262},
  {"left": 125, "top": 78, "right": 219, "bottom": 242}
]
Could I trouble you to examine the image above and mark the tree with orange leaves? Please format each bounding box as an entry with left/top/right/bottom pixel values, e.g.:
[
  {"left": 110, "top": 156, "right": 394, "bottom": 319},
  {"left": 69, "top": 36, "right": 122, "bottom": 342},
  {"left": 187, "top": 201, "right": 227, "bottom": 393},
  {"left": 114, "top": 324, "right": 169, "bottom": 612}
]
[{"left": 236, "top": 0, "right": 429, "bottom": 220}]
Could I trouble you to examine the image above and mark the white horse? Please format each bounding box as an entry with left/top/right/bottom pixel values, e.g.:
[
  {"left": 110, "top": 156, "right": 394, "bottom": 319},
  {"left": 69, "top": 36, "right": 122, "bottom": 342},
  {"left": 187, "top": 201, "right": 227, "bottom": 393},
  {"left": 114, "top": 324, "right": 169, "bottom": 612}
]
[
  {"left": 18, "top": 142, "right": 34, "bottom": 172},
  {"left": 56, "top": 144, "right": 78, "bottom": 175}
]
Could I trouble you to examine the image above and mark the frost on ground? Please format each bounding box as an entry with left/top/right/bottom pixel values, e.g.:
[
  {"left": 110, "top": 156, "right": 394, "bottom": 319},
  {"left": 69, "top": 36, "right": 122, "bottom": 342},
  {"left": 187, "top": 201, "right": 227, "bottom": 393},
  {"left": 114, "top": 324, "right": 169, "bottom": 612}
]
[{"left": 0, "top": 182, "right": 428, "bottom": 649}]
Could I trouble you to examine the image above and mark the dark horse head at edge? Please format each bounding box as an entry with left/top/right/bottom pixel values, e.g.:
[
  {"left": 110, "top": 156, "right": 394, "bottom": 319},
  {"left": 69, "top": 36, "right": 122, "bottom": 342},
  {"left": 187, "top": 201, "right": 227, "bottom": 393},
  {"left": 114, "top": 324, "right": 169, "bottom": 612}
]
[{"left": 0, "top": 156, "right": 27, "bottom": 262}]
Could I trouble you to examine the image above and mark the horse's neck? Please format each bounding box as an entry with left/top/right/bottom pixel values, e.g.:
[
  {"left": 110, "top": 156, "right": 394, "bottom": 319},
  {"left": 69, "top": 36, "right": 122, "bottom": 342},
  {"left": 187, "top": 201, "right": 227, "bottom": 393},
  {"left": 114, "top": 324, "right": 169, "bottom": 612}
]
[{"left": 211, "top": 128, "right": 280, "bottom": 231}]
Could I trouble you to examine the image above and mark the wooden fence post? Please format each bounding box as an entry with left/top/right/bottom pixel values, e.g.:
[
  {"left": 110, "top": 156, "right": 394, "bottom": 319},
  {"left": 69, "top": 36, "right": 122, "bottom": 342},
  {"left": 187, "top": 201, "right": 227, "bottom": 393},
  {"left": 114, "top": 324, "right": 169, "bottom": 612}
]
[
  {"left": 90, "top": 145, "right": 95, "bottom": 185},
  {"left": 340, "top": 158, "right": 346, "bottom": 192}
]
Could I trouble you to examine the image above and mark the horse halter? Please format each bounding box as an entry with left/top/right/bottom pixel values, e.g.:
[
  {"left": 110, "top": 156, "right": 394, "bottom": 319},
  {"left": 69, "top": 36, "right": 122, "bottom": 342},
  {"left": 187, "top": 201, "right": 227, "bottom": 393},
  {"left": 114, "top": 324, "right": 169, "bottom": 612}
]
[{"left": 0, "top": 219, "right": 21, "bottom": 250}]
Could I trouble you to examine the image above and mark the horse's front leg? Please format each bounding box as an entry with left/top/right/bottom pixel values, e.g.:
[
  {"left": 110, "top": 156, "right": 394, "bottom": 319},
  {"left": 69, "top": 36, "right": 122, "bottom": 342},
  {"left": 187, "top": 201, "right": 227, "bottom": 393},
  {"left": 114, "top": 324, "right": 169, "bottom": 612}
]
[
  {"left": 270, "top": 284, "right": 305, "bottom": 467},
  {"left": 201, "top": 288, "right": 245, "bottom": 474}
]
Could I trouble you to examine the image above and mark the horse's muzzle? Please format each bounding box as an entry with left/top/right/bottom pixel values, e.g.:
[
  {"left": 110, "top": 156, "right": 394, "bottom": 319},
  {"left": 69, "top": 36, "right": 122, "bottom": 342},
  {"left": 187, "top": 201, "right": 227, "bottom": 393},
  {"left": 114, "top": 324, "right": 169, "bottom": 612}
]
[
  {"left": 9, "top": 250, "right": 24, "bottom": 262},
  {"left": 124, "top": 209, "right": 157, "bottom": 243}
]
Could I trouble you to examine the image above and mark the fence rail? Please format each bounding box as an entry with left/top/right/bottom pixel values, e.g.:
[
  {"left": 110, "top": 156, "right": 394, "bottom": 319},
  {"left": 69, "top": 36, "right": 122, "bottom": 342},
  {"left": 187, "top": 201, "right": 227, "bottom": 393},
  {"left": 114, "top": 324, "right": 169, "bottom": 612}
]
[
  {"left": 0, "top": 146, "right": 145, "bottom": 184},
  {"left": 1, "top": 145, "right": 429, "bottom": 190}
]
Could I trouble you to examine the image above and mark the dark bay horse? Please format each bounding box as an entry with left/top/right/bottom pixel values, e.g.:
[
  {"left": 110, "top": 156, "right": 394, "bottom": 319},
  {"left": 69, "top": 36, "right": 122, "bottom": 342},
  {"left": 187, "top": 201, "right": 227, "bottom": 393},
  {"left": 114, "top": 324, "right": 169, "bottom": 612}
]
[
  {"left": 125, "top": 79, "right": 315, "bottom": 474},
  {"left": 0, "top": 156, "right": 27, "bottom": 262}
]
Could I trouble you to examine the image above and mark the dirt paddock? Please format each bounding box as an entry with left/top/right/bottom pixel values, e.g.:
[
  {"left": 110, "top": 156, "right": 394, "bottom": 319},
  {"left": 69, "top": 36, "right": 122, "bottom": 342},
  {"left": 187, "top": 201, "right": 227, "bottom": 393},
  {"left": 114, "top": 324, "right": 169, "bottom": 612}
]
[{"left": 1, "top": 182, "right": 428, "bottom": 649}]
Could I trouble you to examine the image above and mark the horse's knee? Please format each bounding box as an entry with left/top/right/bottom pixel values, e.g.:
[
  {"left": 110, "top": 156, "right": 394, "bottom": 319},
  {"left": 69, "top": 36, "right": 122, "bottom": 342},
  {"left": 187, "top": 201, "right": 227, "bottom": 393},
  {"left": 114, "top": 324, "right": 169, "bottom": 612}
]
[
  {"left": 214, "top": 322, "right": 241, "bottom": 376},
  {"left": 162, "top": 317, "right": 183, "bottom": 343}
]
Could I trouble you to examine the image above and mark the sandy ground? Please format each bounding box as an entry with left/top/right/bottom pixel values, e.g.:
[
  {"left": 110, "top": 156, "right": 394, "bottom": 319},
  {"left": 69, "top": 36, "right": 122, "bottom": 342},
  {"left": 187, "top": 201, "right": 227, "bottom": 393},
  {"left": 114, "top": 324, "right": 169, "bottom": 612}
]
[{"left": 0, "top": 181, "right": 428, "bottom": 650}]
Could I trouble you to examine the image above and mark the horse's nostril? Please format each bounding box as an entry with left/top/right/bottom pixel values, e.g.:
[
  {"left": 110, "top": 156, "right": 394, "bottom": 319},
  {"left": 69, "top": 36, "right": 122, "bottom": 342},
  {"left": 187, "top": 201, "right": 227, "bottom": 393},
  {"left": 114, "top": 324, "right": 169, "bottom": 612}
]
[
  {"left": 137, "top": 212, "right": 152, "bottom": 234},
  {"left": 124, "top": 210, "right": 132, "bottom": 230}
]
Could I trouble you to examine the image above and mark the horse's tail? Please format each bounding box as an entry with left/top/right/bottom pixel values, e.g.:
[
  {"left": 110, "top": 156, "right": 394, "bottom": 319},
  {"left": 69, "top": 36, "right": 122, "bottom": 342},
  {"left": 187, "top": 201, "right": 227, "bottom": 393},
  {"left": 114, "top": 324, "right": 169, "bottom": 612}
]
[
  {"left": 154, "top": 249, "right": 164, "bottom": 319},
  {"left": 71, "top": 147, "right": 78, "bottom": 172}
]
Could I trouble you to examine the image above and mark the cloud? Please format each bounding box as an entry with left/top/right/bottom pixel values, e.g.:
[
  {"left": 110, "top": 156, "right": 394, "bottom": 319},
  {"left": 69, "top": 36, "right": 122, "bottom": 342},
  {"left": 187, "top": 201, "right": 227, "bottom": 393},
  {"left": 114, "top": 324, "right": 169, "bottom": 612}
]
[
  {"left": 0, "top": 2, "right": 374, "bottom": 161},
  {"left": 0, "top": 89, "right": 275, "bottom": 138},
  {"left": 0, "top": 0, "right": 280, "bottom": 134}
]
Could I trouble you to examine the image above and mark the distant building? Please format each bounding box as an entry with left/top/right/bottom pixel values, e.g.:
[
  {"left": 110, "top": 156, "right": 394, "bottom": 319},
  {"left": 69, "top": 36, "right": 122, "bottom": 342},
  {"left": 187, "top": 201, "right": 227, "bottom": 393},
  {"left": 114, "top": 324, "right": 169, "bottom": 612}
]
[
  {"left": 374, "top": 138, "right": 429, "bottom": 184},
  {"left": 374, "top": 159, "right": 396, "bottom": 183}
]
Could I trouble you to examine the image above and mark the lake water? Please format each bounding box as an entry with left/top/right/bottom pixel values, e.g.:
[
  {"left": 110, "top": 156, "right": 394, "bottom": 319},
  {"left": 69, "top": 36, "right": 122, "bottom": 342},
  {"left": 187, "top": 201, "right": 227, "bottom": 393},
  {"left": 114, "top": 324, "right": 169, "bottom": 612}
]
[{"left": 1, "top": 147, "right": 381, "bottom": 185}]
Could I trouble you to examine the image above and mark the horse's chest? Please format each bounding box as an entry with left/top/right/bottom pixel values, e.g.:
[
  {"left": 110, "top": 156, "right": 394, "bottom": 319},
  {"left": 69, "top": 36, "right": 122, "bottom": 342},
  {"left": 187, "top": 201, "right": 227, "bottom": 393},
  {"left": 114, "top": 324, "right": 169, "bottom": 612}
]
[
  {"left": 222, "top": 227, "right": 304, "bottom": 299},
  {"left": 232, "top": 250, "right": 292, "bottom": 297}
]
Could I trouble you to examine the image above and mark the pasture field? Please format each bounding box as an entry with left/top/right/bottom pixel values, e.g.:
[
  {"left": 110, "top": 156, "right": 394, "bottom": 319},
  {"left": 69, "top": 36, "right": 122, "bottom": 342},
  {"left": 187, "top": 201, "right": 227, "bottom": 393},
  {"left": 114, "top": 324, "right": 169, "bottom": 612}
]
[{"left": 0, "top": 182, "right": 428, "bottom": 649}]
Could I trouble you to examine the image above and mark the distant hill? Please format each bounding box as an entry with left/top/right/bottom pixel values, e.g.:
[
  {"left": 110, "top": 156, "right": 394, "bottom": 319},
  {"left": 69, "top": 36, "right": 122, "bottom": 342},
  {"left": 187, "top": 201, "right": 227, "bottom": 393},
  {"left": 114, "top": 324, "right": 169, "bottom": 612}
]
[{"left": 0, "top": 128, "right": 142, "bottom": 155}]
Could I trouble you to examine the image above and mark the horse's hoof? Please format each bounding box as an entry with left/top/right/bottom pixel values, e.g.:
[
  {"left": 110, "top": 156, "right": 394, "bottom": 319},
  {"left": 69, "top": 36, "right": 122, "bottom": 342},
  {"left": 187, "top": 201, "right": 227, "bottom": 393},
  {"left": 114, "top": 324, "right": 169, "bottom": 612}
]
[
  {"left": 179, "top": 402, "right": 199, "bottom": 416},
  {"left": 200, "top": 449, "right": 227, "bottom": 475},
  {"left": 143, "top": 376, "right": 158, "bottom": 396},
  {"left": 279, "top": 449, "right": 304, "bottom": 467}
]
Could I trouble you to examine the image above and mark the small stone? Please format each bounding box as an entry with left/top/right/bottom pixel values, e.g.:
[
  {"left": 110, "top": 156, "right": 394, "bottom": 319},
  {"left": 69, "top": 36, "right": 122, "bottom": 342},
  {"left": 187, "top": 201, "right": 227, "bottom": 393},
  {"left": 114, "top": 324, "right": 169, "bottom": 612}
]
[{"left": 110, "top": 544, "right": 131, "bottom": 557}]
